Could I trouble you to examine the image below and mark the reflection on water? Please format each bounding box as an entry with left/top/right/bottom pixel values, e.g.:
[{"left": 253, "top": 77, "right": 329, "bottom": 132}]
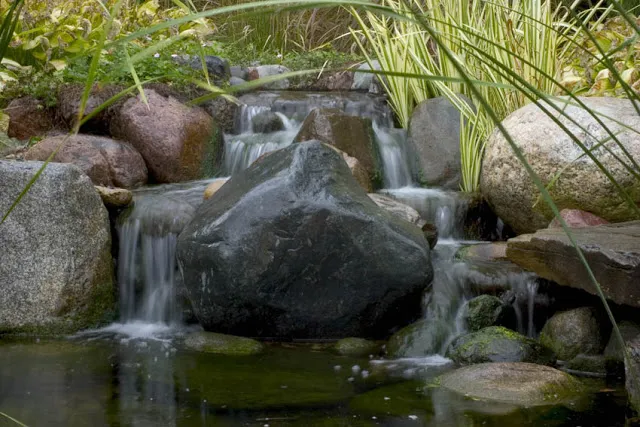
[{"left": 0, "top": 337, "right": 627, "bottom": 427}]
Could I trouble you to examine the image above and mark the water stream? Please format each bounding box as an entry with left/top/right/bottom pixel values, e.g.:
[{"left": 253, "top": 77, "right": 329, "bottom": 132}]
[{"left": 2, "top": 91, "right": 624, "bottom": 426}]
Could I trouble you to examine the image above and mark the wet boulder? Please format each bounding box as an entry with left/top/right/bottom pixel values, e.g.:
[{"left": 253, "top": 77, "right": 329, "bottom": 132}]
[
  {"left": 439, "top": 362, "right": 585, "bottom": 406},
  {"left": 386, "top": 319, "right": 451, "bottom": 357},
  {"left": 24, "top": 134, "right": 147, "bottom": 188},
  {"left": 0, "top": 161, "right": 115, "bottom": 333},
  {"left": 251, "top": 111, "right": 284, "bottom": 133},
  {"left": 539, "top": 307, "right": 608, "bottom": 361},
  {"left": 294, "top": 108, "right": 381, "bottom": 187},
  {"left": 446, "top": 326, "right": 556, "bottom": 365},
  {"left": 176, "top": 141, "right": 432, "bottom": 339},
  {"left": 481, "top": 97, "right": 640, "bottom": 234},
  {"left": 111, "top": 89, "right": 223, "bottom": 183}
]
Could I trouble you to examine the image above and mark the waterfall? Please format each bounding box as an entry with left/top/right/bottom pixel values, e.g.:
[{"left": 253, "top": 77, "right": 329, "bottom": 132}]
[{"left": 115, "top": 179, "right": 217, "bottom": 328}]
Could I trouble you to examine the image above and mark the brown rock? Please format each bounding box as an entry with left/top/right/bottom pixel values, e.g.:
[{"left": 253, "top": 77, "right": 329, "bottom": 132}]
[
  {"left": 24, "top": 134, "right": 147, "bottom": 188},
  {"left": 6, "top": 97, "right": 56, "bottom": 140},
  {"left": 57, "top": 84, "right": 127, "bottom": 133},
  {"left": 294, "top": 109, "right": 379, "bottom": 187},
  {"left": 110, "top": 90, "right": 223, "bottom": 183},
  {"left": 95, "top": 186, "right": 132, "bottom": 207},
  {"left": 506, "top": 221, "right": 640, "bottom": 307},
  {"left": 203, "top": 178, "right": 229, "bottom": 200},
  {"left": 548, "top": 208, "right": 609, "bottom": 228},
  {"left": 310, "top": 70, "right": 354, "bottom": 91},
  {"left": 202, "top": 97, "right": 239, "bottom": 134}
]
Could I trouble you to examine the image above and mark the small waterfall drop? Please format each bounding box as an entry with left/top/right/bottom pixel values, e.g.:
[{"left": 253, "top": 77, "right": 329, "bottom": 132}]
[{"left": 115, "top": 179, "right": 219, "bottom": 330}]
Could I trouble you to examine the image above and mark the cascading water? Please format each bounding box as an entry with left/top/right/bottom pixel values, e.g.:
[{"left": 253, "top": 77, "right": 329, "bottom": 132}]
[{"left": 115, "top": 179, "right": 219, "bottom": 331}]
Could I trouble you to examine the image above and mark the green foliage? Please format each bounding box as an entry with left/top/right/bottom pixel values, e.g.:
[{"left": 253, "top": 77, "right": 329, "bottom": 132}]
[
  {"left": 2, "top": 0, "right": 213, "bottom": 69},
  {"left": 561, "top": 15, "right": 640, "bottom": 96}
]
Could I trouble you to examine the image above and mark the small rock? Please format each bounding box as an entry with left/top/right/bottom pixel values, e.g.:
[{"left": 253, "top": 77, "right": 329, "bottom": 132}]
[
  {"left": 229, "top": 76, "right": 247, "bottom": 87},
  {"left": 333, "top": 338, "right": 381, "bottom": 357},
  {"left": 252, "top": 111, "right": 284, "bottom": 133},
  {"left": 539, "top": 307, "right": 607, "bottom": 361},
  {"left": 565, "top": 354, "right": 607, "bottom": 376},
  {"left": 230, "top": 65, "right": 248, "bottom": 80},
  {"left": 465, "top": 295, "right": 516, "bottom": 332},
  {"left": 247, "top": 65, "right": 291, "bottom": 90},
  {"left": 548, "top": 209, "right": 609, "bottom": 228},
  {"left": 183, "top": 331, "right": 263, "bottom": 355},
  {"left": 311, "top": 70, "right": 354, "bottom": 91},
  {"left": 351, "top": 61, "right": 382, "bottom": 93},
  {"left": 446, "top": 326, "right": 556, "bottom": 365},
  {"left": 203, "top": 178, "right": 229, "bottom": 200},
  {"left": 95, "top": 186, "right": 132, "bottom": 208}
]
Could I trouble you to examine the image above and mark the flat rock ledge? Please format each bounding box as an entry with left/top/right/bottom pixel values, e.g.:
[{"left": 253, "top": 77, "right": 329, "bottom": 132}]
[
  {"left": 438, "top": 362, "right": 585, "bottom": 407},
  {"left": 506, "top": 221, "right": 640, "bottom": 308}
]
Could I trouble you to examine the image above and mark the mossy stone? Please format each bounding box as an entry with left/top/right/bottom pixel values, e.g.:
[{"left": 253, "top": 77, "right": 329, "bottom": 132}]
[
  {"left": 183, "top": 331, "right": 264, "bottom": 356},
  {"left": 333, "top": 337, "right": 381, "bottom": 357},
  {"left": 446, "top": 326, "right": 556, "bottom": 365},
  {"left": 465, "top": 295, "right": 516, "bottom": 332},
  {"left": 539, "top": 307, "right": 607, "bottom": 361},
  {"left": 386, "top": 319, "right": 451, "bottom": 357},
  {"left": 438, "top": 362, "right": 586, "bottom": 407},
  {"left": 565, "top": 354, "right": 607, "bottom": 375}
]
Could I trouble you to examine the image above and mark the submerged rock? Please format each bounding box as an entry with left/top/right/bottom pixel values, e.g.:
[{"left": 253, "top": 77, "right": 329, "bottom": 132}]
[
  {"left": 294, "top": 108, "right": 381, "bottom": 188},
  {"left": 25, "top": 134, "right": 148, "bottom": 188},
  {"left": 506, "top": 222, "right": 640, "bottom": 308},
  {"left": 481, "top": 97, "right": 640, "bottom": 234},
  {"left": 176, "top": 141, "right": 432, "bottom": 339},
  {"left": 0, "top": 161, "right": 114, "bottom": 333},
  {"left": 203, "top": 178, "right": 229, "bottom": 200},
  {"left": 465, "top": 295, "right": 516, "bottom": 332},
  {"left": 251, "top": 111, "right": 284, "bottom": 133},
  {"left": 565, "top": 354, "right": 607, "bottom": 376},
  {"left": 333, "top": 337, "right": 381, "bottom": 357},
  {"left": 438, "top": 362, "right": 585, "bottom": 406},
  {"left": 386, "top": 319, "right": 451, "bottom": 358},
  {"left": 446, "top": 326, "right": 556, "bottom": 365},
  {"left": 183, "top": 331, "right": 263, "bottom": 355},
  {"left": 111, "top": 89, "right": 223, "bottom": 183},
  {"left": 539, "top": 307, "right": 607, "bottom": 361}
]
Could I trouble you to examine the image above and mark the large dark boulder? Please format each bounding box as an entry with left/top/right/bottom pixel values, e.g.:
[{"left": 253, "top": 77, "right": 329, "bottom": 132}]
[
  {"left": 176, "top": 141, "right": 432, "bottom": 339},
  {"left": 506, "top": 222, "right": 640, "bottom": 308}
]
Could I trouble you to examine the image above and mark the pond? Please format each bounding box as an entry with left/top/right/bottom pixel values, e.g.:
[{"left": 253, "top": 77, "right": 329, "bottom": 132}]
[{"left": 0, "top": 332, "right": 628, "bottom": 427}]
